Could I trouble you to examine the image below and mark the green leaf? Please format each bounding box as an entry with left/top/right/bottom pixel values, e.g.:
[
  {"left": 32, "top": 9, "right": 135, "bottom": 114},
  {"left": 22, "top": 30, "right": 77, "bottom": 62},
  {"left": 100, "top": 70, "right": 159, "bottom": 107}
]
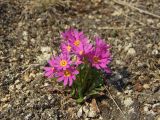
[
  {"left": 71, "top": 88, "right": 75, "bottom": 97},
  {"left": 76, "top": 97, "right": 84, "bottom": 103}
]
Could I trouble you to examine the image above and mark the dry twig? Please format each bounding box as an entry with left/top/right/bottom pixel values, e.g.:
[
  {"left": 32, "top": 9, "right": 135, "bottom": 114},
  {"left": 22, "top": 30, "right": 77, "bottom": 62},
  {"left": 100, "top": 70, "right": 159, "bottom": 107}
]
[
  {"left": 15, "top": 64, "right": 41, "bottom": 78},
  {"left": 104, "top": 86, "right": 127, "bottom": 120},
  {"left": 113, "top": 0, "right": 160, "bottom": 19},
  {"left": 97, "top": 26, "right": 129, "bottom": 30}
]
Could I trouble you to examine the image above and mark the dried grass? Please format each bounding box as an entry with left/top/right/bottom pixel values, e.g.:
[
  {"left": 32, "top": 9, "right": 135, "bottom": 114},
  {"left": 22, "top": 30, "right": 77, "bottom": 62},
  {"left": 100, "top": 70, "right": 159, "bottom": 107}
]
[{"left": 29, "top": 0, "right": 64, "bottom": 9}]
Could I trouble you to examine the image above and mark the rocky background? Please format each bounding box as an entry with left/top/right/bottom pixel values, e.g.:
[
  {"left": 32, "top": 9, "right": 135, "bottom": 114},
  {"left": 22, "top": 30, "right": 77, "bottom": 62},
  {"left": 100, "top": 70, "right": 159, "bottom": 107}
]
[{"left": 0, "top": 0, "right": 160, "bottom": 120}]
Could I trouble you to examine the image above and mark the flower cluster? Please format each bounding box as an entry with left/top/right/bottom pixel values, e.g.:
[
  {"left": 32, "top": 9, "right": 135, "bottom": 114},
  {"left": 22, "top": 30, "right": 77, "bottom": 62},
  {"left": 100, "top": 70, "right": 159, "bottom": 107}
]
[{"left": 44, "top": 29, "right": 111, "bottom": 88}]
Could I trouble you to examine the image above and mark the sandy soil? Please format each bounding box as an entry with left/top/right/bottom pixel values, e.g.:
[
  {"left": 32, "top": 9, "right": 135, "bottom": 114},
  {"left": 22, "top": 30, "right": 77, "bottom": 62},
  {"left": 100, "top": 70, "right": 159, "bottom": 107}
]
[{"left": 0, "top": 0, "right": 160, "bottom": 120}]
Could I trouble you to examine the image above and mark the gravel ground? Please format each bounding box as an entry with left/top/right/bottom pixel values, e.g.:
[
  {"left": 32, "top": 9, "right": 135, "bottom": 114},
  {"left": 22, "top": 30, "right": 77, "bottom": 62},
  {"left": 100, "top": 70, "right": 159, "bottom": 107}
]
[{"left": 0, "top": 0, "right": 160, "bottom": 120}]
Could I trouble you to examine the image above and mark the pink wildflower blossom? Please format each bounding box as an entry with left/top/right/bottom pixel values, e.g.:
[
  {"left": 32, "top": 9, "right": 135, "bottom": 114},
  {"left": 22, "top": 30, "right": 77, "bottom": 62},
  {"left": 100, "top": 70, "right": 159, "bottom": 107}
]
[
  {"left": 89, "top": 37, "right": 111, "bottom": 73},
  {"left": 70, "top": 30, "right": 88, "bottom": 48},
  {"left": 61, "top": 28, "right": 74, "bottom": 41},
  {"left": 73, "top": 43, "right": 93, "bottom": 57},
  {"left": 55, "top": 53, "right": 72, "bottom": 70},
  {"left": 44, "top": 57, "right": 56, "bottom": 78},
  {"left": 60, "top": 42, "right": 72, "bottom": 53},
  {"left": 57, "top": 67, "right": 79, "bottom": 86}
]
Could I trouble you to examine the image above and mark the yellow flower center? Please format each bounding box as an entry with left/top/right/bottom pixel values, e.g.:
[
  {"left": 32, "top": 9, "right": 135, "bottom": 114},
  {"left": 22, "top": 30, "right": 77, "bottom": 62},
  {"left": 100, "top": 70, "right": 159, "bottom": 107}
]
[
  {"left": 93, "top": 56, "right": 99, "bottom": 63},
  {"left": 74, "top": 40, "right": 80, "bottom": 46},
  {"left": 52, "top": 67, "right": 54, "bottom": 71},
  {"left": 60, "top": 60, "right": 67, "bottom": 67},
  {"left": 79, "top": 50, "right": 83, "bottom": 55},
  {"left": 64, "top": 70, "right": 71, "bottom": 77},
  {"left": 66, "top": 45, "right": 71, "bottom": 52}
]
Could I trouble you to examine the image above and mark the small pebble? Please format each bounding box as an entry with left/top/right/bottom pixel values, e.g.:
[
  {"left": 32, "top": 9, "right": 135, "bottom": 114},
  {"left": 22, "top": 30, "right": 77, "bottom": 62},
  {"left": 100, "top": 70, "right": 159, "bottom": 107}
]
[
  {"left": 40, "top": 46, "right": 51, "bottom": 53},
  {"left": 152, "top": 49, "right": 158, "bottom": 55},
  {"left": 144, "top": 106, "right": 149, "bottom": 112},
  {"left": 83, "top": 106, "right": 89, "bottom": 116},
  {"left": 157, "top": 23, "right": 160, "bottom": 28},
  {"left": 9, "top": 85, "right": 14, "bottom": 92},
  {"left": 147, "top": 19, "right": 154, "bottom": 25},
  {"left": 77, "top": 107, "right": 83, "bottom": 118},
  {"left": 143, "top": 84, "right": 150, "bottom": 89},
  {"left": 23, "top": 31, "right": 28, "bottom": 40},
  {"left": 88, "top": 110, "right": 97, "bottom": 118},
  {"left": 16, "top": 83, "right": 23, "bottom": 90},
  {"left": 124, "top": 97, "right": 133, "bottom": 107},
  {"left": 157, "top": 115, "right": 160, "bottom": 120},
  {"left": 15, "top": 80, "right": 20, "bottom": 84},
  {"left": 124, "top": 43, "right": 132, "bottom": 52},
  {"left": 24, "top": 74, "right": 31, "bottom": 82},
  {"left": 127, "top": 48, "right": 136, "bottom": 56},
  {"left": 25, "top": 113, "right": 33, "bottom": 120}
]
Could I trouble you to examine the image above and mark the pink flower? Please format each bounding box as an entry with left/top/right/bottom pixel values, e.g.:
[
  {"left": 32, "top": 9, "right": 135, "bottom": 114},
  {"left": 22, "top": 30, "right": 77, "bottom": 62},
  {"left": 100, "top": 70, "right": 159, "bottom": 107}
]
[
  {"left": 72, "top": 55, "right": 83, "bottom": 66},
  {"left": 95, "top": 37, "right": 110, "bottom": 54},
  {"left": 61, "top": 28, "right": 74, "bottom": 41},
  {"left": 57, "top": 67, "right": 79, "bottom": 86},
  {"left": 60, "top": 42, "right": 72, "bottom": 53},
  {"left": 73, "top": 43, "right": 93, "bottom": 57},
  {"left": 89, "top": 37, "right": 111, "bottom": 73},
  {"left": 55, "top": 53, "right": 72, "bottom": 70},
  {"left": 62, "top": 28, "right": 88, "bottom": 47},
  {"left": 44, "top": 57, "right": 56, "bottom": 78},
  {"left": 70, "top": 30, "right": 88, "bottom": 48}
]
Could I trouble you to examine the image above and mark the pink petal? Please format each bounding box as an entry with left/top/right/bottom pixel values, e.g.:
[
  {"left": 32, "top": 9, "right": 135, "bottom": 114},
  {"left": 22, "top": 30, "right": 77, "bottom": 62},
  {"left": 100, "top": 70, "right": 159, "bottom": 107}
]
[
  {"left": 73, "top": 70, "right": 79, "bottom": 75},
  {"left": 57, "top": 77, "right": 64, "bottom": 82},
  {"left": 104, "top": 67, "right": 111, "bottom": 73},
  {"left": 44, "top": 67, "right": 52, "bottom": 71},
  {"left": 72, "top": 76, "right": 76, "bottom": 80},
  {"left": 64, "top": 78, "right": 68, "bottom": 86},
  {"left": 44, "top": 71, "right": 53, "bottom": 77},
  {"left": 69, "top": 77, "right": 73, "bottom": 86}
]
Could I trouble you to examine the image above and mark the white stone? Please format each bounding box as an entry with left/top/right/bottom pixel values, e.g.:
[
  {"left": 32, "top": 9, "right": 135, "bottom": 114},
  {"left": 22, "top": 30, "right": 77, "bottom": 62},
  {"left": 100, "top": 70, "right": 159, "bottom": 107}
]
[
  {"left": 9, "top": 85, "right": 14, "bottom": 92},
  {"left": 37, "top": 53, "right": 51, "bottom": 64},
  {"left": 124, "top": 97, "right": 133, "bottom": 107},
  {"left": 99, "top": 116, "right": 103, "bottom": 120},
  {"left": 147, "top": 19, "right": 154, "bottom": 24},
  {"left": 157, "top": 23, "right": 160, "bottom": 28},
  {"left": 16, "top": 83, "right": 23, "bottom": 90},
  {"left": 124, "top": 43, "right": 132, "bottom": 52},
  {"left": 15, "top": 80, "right": 20, "bottom": 84},
  {"left": 152, "top": 49, "right": 158, "bottom": 55},
  {"left": 117, "top": 92, "right": 122, "bottom": 96},
  {"left": 144, "top": 106, "right": 149, "bottom": 112},
  {"left": 143, "top": 84, "right": 150, "bottom": 89},
  {"left": 127, "top": 48, "right": 136, "bottom": 56},
  {"left": 157, "top": 115, "right": 160, "bottom": 120},
  {"left": 77, "top": 107, "right": 83, "bottom": 118},
  {"left": 83, "top": 106, "right": 89, "bottom": 116},
  {"left": 88, "top": 110, "right": 97, "bottom": 118},
  {"left": 23, "top": 31, "right": 28, "bottom": 40},
  {"left": 40, "top": 46, "right": 51, "bottom": 53},
  {"left": 31, "top": 38, "right": 36, "bottom": 43}
]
